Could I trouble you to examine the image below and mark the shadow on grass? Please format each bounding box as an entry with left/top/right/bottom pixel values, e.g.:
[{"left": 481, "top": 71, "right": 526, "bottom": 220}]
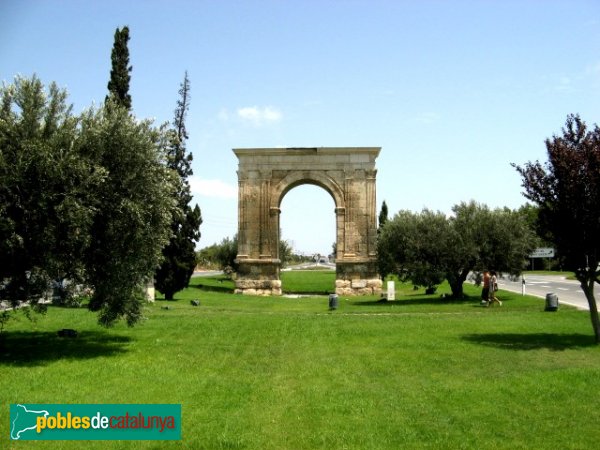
[
  {"left": 282, "top": 290, "right": 332, "bottom": 296},
  {"left": 462, "top": 332, "right": 596, "bottom": 351},
  {"left": 190, "top": 283, "right": 235, "bottom": 294},
  {"left": 0, "top": 331, "right": 131, "bottom": 366}
]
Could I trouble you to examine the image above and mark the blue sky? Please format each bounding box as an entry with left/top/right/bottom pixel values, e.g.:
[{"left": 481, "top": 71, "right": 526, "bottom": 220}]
[{"left": 2, "top": 0, "right": 599, "bottom": 255}]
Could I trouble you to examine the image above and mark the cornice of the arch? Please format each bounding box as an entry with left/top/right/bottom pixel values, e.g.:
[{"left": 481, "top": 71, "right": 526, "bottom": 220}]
[{"left": 272, "top": 171, "right": 345, "bottom": 209}]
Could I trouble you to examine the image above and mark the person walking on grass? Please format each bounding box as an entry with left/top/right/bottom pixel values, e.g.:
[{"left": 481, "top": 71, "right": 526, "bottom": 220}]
[
  {"left": 488, "top": 270, "right": 502, "bottom": 306},
  {"left": 481, "top": 270, "right": 490, "bottom": 306}
]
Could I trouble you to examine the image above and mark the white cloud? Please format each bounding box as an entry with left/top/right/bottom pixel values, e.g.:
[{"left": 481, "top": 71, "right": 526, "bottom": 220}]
[
  {"left": 237, "top": 106, "right": 282, "bottom": 126},
  {"left": 189, "top": 176, "right": 237, "bottom": 199}
]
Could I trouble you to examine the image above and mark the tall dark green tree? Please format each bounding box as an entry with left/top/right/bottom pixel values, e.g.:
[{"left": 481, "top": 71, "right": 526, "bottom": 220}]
[
  {"left": 155, "top": 72, "right": 202, "bottom": 300},
  {"left": 106, "top": 26, "right": 132, "bottom": 110},
  {"left": 378, "top": 200, "right": 388, "bottom": 234}
]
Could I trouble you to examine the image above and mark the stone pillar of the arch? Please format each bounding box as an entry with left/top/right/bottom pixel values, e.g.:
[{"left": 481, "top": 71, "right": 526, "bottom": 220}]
[
  {"left": 334, "top": 169, "right": 382, "bottom": 296},
  {"left": 234, "top": 172, "right": 282, "bottom": 296}
]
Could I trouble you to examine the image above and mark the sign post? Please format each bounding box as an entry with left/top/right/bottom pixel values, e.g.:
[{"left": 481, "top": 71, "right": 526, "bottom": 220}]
[
  {"left": 529, "top": 248, "right": 555, "bottom": 258},
  {"left": 528, "top": 248, "right": 555, "bottom": 271}
]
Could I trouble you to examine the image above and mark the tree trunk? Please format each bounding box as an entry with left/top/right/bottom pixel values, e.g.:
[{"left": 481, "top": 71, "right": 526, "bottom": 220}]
[
  {"left": 580, "top": 277, "right": 600, "bottom": 344},
  {"left": 165, "top": 291, "right": 175, "bottom": 301},
  {"left": 448, "top": 269, "right": 470, "bottom": 299},
  {"left": 449, "top": 278, "right": 464, "bottom": 298}
]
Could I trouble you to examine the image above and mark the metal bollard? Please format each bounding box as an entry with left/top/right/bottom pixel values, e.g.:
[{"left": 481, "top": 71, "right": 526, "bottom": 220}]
[
  {"left": 328, "top": 294, "right": 339, "bottom": 310},
  {"left": 545, "top": 293, "right": 559, "bottom": 311}
]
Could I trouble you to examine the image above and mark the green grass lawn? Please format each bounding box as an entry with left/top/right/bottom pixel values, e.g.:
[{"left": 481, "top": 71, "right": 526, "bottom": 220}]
[
  {"left": 280, "top": 270, "right": 335, "bottom": 294},
  {"left": 2, "top": 274, "right": 600, "bottom": 449}
]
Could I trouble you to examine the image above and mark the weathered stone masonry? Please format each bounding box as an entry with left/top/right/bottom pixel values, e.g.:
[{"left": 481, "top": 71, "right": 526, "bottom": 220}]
[{"left": 233, "top": 147, "right": 382, "bottom": 296}]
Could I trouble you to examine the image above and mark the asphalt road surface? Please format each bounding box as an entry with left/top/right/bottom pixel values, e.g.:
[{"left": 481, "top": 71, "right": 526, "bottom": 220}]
[
  {"left": 282, "top": 262, "right": 336, "bottom": 271},
  {"left": 496, "top": 274, "right": 599, "bottom": 311},
  {"left": 192, "top": 270, "right": 223, "bottom": 278}
]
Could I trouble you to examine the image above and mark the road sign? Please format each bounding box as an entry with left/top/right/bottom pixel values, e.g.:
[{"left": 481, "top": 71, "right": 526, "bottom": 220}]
[{"left": 529, "top": 247, "right": 555, "bottom": 258}]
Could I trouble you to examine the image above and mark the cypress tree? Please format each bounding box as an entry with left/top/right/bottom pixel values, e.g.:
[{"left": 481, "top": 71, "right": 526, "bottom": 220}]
[
  {"left": 106, "top": 26, "right": 132, "bottom": 109},
  {"left": 378, "top": 200, "right": 388, "bottom": 233},
  {"left": 155, "top": 72, "right": 202, "bottom": 300}
]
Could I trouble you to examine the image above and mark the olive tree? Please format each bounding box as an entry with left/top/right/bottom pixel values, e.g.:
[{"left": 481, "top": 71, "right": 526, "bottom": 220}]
[
  {"left": 377, "top": 202, "right": 535, "bottom": 298},
  {"left": 377, "top": 209, "right": 450, "bottom": 291},
  {"left": 445, "top": 202, "right": 534, "bottom": 298},
  {"left": 0, "top": 76, "right": 100, "bottom": 305},
  {"left": 82, "top": 103, "right": 178, "bottom": 326},
  {"left": 1, "top": 71, "right": 179, "bottom": 327}
]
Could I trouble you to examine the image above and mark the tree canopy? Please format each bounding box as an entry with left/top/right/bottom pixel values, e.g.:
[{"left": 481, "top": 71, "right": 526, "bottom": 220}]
[
  {"left": 377, "top": 201, "right": 535, "bottom": 297},
  {"left": 0, "top": 75, "right": 178, "bottom": 326},
  {"left": 0, "top": 76, "right": 98, "bottom": 304},
  {"left": 445, "top": 202, "right": 535, "bottom": 297},
  {"left": 514, "top": 114, "right": 600, "bottom": 342},
  {"left": 377, "top": 209, "right": 449, "bottom": 291},
  {"left": 82, "top": 104, "right": 177, "bottom": 325}
]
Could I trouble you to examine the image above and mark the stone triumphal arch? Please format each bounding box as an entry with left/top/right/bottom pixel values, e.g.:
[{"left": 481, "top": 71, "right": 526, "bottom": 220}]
[{"left": 233, "top": 147, "right": 382, "bottom": 296}]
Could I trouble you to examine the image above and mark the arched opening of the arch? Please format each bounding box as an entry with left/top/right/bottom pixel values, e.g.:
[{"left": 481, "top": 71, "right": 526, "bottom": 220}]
[{"left": 279, "top": 183, "right": 336, "bottom": 294}]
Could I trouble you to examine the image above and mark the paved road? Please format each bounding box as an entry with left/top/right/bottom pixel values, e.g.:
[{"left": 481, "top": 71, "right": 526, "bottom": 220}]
[
  {"left": 192, "top": 270, "right": 223, "bottom": 278},
  {"left": 497, "top": 274, "right": 599, "bottom": 311},
  {"left": 281, "top": 262, "right": 336, "bottom": 271}
]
